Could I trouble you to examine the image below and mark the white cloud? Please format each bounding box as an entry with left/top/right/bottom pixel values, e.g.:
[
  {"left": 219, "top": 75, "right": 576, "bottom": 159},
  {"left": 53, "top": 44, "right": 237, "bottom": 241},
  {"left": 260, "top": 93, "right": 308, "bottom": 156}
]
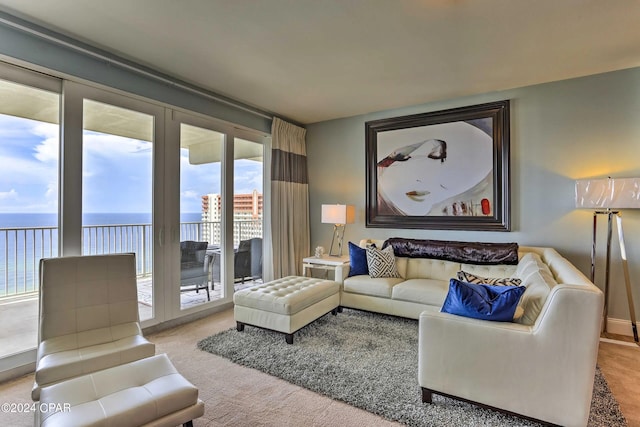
[
  {"left": 0, "top": 116, "right": 59, "bottom": 212},
  {"left": 181, "top": 190, "right": 199, "bottom": 199},
  {"left": 83, "top": 132, "right": 152, "bottom": 159},
  {"left": 0, "top": 189, "right": 18, "bottom": 199},
  {"left": 0, "top": 155, "right": 55, "bottom": 184},
  {"left": 32, "top": 122, "right": 59, "bottom": 163},
  {"left": 44, "top": 179, "right": 58, "bottom": 201},
  {"left": 234, "top": 161, "right": 264, "bottom": 193},
  {"left": 0, "top": 114, "right": 37, "bottom": 138}
]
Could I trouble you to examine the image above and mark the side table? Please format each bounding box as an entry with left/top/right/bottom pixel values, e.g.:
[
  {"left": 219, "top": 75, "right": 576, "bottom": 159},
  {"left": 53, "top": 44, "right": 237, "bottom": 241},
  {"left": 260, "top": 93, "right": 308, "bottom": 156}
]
[{"left": 302, "top": 255, "right": 350, "bottom": 281}]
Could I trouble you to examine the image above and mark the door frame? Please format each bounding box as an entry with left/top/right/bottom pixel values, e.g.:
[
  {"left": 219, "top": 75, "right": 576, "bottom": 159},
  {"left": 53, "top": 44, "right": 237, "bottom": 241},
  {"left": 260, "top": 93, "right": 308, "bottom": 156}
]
[
  {"left": 66, "top": 81, "right": 167, "bottom": 326},
  {"left": 166, "top": 110, "right": 268, "bottom": 318}
]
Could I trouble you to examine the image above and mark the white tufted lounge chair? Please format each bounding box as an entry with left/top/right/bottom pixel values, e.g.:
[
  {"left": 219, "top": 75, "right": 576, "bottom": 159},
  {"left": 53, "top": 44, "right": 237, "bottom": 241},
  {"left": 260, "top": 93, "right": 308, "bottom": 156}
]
[{"left": 32, "top": 253, "right": 155, "bottom": 401}]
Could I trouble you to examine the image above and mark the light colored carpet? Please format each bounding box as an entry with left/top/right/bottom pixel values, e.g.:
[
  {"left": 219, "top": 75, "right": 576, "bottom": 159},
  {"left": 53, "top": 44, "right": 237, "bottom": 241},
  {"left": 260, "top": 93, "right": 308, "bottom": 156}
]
[
  {"left": 0, "top": 309, "right": 399, "bottom": 427},
  {"left": 198, "top": 309, "right": 627, "bottom": 427}
]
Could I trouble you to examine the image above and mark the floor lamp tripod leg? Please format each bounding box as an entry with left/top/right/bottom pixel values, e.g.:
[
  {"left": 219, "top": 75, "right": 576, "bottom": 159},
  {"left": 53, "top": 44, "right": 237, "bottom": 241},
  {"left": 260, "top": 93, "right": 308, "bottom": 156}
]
[
  {"left": 602, "top": 212, "right": 614, "bottom": 335},
  {"left": 616, "top": 214, "right": 639, "bottom": 344}
]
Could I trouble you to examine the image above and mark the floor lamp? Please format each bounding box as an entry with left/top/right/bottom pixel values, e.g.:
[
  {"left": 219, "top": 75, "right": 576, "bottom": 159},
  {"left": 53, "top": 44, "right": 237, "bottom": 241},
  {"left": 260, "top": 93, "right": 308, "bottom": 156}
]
[
  {"left": 321, "top": 204, "right": 355, "bottom": 256},
  {"left": 576, "top": 177, "right": 639, "bottom": 344}
]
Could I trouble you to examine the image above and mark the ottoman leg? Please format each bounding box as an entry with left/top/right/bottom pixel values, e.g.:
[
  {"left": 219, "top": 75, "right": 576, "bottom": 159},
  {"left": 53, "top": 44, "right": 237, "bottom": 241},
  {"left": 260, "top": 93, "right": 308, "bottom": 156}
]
[
  {"left": 331, "top": 307, "right": 338, "bottom": 315},
  {"left": 285, "top": 333, "right": 294, "bottom": 345},
  {"left": 236, "top": 322, "right": 245, "bottom": 332},
  {"left": 337, "top": 306, "right": 343, "bottom": 313},
  {"left": 422, "top": 387, "right": 433, "bottom": 403},
  {"left": 184, "top": 421, "right": 194, "bottom": 427}
]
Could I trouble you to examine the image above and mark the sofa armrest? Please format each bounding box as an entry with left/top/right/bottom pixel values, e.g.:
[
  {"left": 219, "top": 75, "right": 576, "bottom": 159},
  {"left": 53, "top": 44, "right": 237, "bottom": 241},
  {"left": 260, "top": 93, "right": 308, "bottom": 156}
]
[
  {"left": 419, "top": 284, "right": 603, "bottom": 426},
  {"left": 335, "top": 264, "right": 350, "bottom": 284}
]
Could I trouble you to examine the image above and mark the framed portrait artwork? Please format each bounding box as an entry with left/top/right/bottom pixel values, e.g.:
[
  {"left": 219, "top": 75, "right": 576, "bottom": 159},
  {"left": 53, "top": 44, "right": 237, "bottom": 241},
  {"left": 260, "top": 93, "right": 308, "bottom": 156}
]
[{"left": 365, "top": 100, "right": 510, "bottom": 231}]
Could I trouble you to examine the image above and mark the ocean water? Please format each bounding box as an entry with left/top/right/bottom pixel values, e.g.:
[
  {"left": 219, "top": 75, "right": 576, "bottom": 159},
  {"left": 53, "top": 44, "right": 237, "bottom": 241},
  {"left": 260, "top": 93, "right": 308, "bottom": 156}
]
[
  {"left": 0, "top": 212, "right": 202, "bottom": 296},
  {"left": 0, "top": 212, "right": 202, "bottom": 228}
]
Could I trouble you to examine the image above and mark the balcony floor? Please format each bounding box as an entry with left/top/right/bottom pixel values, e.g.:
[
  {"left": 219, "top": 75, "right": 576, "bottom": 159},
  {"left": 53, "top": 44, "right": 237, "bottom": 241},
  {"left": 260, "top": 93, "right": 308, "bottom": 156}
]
[{"left": 0, "top": 276, "right": 260, "bottom": 359}]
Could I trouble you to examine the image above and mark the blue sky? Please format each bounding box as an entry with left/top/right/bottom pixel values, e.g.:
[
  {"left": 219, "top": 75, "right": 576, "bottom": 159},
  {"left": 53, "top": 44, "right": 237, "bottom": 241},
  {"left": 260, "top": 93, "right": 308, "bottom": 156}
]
[
  {"left": 0, "top": 114, "right": 263, "bottom": 214},
  {"left": 0, "top": 115, "right": 58, "bottom": 213}
]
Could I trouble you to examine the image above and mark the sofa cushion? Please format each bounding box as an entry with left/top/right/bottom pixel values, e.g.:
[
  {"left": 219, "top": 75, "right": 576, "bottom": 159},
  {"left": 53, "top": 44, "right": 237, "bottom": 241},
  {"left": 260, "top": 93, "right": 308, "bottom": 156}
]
[
  {"left": 405, "top": 258, "right": 461, "bottom": 281},
  {"left": 456, "top": 271, "right": 522, "bottom": 286},
  {"left": 395, "top": 257, "right": 408, "bottom": 278},
  {"left": 347, "top": 241, "right": 369, "bottom": 277},
  {"left": 366, "top": 246, "right": 401, "bottom": 278},
  {"left": 513, "top": 252, "right": 557, "bottom": 325},
  {"left": 441, "top": 279, "right": 526, "bottom": 322},
  {"left": 391, "top": 279, "right": 450, "bottom": 306},
  {"left": 459, "top": 262, "right": 518, "bottom": 278},
  {"left": 343, "top": 276, "right": 403, "bottom": 298},
  {"left": 515, "top": 252, "right": 552, "bottom": 282},
  {"left": 516, "top": 269, "right": 557, "bottom": 325}
]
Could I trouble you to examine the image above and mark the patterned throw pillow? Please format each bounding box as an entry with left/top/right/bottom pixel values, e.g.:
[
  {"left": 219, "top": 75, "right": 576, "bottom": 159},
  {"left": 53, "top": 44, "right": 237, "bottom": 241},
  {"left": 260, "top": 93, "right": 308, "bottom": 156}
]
[
  {"left": 457, "top": 271, "right": 522, "bottom": 287},
  {"left": 366, "top": 245, "right": 401, "bottom": 278}
]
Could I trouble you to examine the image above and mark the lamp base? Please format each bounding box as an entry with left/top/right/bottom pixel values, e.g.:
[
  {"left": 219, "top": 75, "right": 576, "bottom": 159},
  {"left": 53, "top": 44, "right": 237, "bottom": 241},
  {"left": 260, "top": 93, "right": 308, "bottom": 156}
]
[{"left": 328, "top": 224, "right": 348, "bottom": 257}]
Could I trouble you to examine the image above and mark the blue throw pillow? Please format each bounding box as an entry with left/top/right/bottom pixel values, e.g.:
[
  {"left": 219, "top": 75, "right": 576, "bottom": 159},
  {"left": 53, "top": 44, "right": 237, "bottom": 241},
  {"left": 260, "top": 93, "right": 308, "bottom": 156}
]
[
  {"left": 347, "top": 242, "right": 369, "bottom": 277},
  {"left": 441, "top": 279, "right": 526, "bottom": 322}
]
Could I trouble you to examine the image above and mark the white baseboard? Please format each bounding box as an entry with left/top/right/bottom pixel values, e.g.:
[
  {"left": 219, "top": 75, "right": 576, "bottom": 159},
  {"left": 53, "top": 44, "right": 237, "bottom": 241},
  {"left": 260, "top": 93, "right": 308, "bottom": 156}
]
[
  {"left": 599, "top": 318, "right": 640, "bottom": 347},
  {"left": 605, "top": 317, "right": 635, "bottom": 336}
]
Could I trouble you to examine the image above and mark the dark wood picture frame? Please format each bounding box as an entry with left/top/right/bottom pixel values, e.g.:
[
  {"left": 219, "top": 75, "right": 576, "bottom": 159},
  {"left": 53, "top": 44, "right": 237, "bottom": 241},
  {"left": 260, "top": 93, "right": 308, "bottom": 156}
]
[{"left": 365, "top": 100, "right": 510, "bottom": 231}]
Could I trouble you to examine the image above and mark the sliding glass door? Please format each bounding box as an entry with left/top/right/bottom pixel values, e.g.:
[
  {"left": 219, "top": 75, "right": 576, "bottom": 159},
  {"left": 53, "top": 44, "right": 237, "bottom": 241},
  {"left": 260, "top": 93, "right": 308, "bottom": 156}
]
[
  {"left": 81, "top": 95, "right": 161, "bottom": 322},
  {"left": 167, "top": 113, "right": 267, "bottom": 315},
  {"left": 0, "top": 63, "right": 61, "bottom": 363},
  {"left": 232, "top": 137, "right": 264, "bottom": 292},
  {"left": 177, "top": 121, "right": 224, "bottom": 310}
]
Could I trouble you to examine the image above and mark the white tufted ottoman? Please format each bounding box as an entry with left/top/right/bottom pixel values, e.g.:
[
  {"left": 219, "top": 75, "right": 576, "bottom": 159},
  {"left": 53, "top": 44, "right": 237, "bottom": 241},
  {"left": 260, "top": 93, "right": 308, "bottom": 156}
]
[{"left": 233, "top": 276, "right": 340, "bottom": 344}]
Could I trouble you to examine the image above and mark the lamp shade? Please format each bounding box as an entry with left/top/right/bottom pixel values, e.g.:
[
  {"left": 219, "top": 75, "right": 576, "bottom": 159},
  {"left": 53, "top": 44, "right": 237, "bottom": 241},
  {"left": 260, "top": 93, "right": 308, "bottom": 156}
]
[
  {"left": 321, "top": 204, "right": 355, "bottom": 225},
  {"left": 575, "top": 178, "right": 640, "bottom": 209}
]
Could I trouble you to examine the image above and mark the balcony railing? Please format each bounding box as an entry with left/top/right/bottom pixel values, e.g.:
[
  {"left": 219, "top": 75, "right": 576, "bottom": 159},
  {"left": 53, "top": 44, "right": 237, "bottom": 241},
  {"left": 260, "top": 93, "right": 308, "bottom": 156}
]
[{"left": 0, "top": 220, "right": 262, "bottom": 298}]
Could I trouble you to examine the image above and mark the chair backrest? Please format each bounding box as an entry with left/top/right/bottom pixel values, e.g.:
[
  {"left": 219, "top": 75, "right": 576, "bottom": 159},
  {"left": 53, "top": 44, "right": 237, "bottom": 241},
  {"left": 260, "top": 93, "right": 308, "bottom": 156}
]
[
  {"left": 39, "top": 253, "right": 139, "bottom": 342},
  {"left": 180, "top": 240, "right": 208, "bottom": 264},
  {"left": 249, "top": 237, "right": 263, "bottom": 278},
  {"left": 234, "top": 240, "right": 252, "bottom": 277},
  {"left": 237, "top": 240, "right": 251, "bottom": 253}
]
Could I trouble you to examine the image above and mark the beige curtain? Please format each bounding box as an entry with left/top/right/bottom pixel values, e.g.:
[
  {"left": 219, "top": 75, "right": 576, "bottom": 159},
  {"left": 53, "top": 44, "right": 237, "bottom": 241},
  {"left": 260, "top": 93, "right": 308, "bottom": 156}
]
[{"left": 269, "top": 117, "right": 309, "bottom": 279}]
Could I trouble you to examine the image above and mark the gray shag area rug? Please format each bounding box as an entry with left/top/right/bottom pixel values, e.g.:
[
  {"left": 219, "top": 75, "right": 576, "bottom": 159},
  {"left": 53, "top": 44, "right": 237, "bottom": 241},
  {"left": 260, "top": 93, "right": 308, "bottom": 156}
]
[{"left": 197, "top": 309, "right": 627, "bottom": 427}]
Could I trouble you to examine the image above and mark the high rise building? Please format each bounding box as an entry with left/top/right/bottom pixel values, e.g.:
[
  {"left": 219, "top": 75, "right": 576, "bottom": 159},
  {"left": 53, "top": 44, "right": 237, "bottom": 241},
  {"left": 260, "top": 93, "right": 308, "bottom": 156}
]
[{"left": 201, "top": 190, "right": 263, "bottom": 245}]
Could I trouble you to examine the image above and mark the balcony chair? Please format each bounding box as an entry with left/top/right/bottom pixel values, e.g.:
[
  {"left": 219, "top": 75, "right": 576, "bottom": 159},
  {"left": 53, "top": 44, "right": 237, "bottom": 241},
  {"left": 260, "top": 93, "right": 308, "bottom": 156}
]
[
  {"left": 180, "top": 240, "right": 210, "bottom": 301},
  {"left": 32, "top": 253, "right": 155, "bottom": 401},
  {"left": 210, "top": 237, "right": 263, "bottom": 289}
]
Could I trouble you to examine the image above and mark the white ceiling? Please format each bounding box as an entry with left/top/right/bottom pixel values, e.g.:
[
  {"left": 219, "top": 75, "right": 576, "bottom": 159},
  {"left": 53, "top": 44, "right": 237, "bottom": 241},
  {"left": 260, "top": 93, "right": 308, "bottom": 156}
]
[{"left": 0, "top": 0, "right": 639, "bottom": 125}]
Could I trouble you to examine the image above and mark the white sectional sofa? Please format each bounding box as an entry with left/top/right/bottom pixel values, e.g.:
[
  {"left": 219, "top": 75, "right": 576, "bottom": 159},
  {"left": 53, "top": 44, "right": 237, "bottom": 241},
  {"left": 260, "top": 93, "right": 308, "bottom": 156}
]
[{"left": 336, "top": 238, "right": 604, "bottom": 427}]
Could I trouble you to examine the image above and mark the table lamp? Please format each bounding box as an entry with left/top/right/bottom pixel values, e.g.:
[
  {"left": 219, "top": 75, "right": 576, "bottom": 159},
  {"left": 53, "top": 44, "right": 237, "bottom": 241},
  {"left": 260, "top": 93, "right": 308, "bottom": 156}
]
[
  {"left": 321, "top": 204, "right": 355, "bottom": 256},
  {"left": 575, "top": 177, "right": 639, "bottom": 344}
]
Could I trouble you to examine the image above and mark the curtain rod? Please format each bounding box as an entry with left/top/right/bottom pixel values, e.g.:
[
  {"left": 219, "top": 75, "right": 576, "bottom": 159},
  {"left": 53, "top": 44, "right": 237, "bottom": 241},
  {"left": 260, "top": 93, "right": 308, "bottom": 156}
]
[{"left": 0, "top": 12, "right": 274, "bottom": 121}]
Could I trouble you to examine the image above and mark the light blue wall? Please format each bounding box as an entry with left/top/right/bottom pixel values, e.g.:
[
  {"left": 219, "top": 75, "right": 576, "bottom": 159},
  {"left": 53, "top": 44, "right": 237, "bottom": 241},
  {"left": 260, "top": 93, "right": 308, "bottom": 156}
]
[
  {"left": 0, "top": 12, "right": 273, "bottom": 133},
  {"left": 307, "top": 67, "right": 640, "bottom": 322}
]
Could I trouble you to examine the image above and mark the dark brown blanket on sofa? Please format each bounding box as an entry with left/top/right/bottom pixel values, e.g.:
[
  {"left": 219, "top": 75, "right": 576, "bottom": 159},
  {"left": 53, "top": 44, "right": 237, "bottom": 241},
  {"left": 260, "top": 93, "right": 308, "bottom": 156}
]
[{"left": 381, "top": 238, "right": 519, "bottom": 265}]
